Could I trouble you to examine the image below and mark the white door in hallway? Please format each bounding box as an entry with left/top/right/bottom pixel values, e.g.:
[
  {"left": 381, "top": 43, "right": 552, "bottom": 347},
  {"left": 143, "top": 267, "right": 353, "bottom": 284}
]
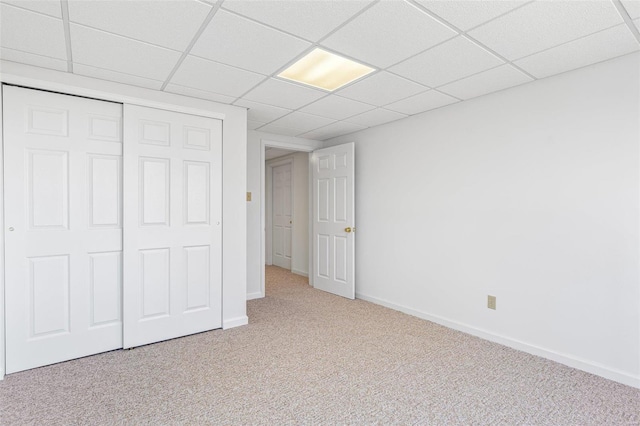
[
  {"left": 3, "top": 86, "right": 123, "bottom": 373},
  {"left": 272, "top": 163, "right": 292, "bottom": 270},
  {"left": 312, "top": 142, "right": 355, "bottom": 299},
  {"left": 123, "top": 105, "right": 222, "bottom": 349}
]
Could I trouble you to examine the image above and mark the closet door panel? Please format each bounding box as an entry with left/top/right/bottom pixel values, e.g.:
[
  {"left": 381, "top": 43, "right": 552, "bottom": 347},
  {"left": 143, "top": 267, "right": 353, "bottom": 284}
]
[
  {"left": 123, "top": 105, "right": 222, "bottom": 348},
  {"left": 3, "top": 86, "right": 123, "bottom": 373}
]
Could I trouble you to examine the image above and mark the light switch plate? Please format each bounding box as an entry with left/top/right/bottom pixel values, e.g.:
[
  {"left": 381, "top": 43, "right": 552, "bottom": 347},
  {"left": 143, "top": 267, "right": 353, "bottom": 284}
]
[{"left": 488, "top": 295, "right": 496, "bottom": 310}]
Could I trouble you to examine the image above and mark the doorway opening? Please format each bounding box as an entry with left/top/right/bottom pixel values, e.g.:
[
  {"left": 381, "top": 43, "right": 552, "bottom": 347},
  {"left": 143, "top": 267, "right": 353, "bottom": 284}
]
[{"left": 260, "top": 140, "right": 315, "bottom": 298}]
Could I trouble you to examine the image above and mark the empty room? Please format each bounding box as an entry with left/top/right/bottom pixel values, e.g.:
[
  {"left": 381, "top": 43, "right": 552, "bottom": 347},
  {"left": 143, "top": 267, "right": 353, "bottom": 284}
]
[{"left": 1, "top": 0, "right": 639, "bottom": 424}]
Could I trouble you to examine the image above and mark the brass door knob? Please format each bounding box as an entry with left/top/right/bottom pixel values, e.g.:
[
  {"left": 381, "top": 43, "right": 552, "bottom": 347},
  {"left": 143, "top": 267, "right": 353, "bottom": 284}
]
[{"left": 345, "top": 227, "right": 352, "bottom": 233}]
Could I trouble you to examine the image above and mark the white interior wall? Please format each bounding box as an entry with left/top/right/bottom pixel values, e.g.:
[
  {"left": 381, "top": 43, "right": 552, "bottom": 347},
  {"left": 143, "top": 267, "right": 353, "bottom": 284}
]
[
  {"left": 0, "top": 61, "right": 248, "bottom": 342},
  {"left": 246, "top": 130, "right": 322, "bottom": 299},
  {"left": 325, "top": 53, "right": 640, "bottom": 388},
  {"left": 291, "top": 152, "right": 310, "bottom": 277},
  {"left": 266, "top": 152, "right": 310, "bottom": 276}
]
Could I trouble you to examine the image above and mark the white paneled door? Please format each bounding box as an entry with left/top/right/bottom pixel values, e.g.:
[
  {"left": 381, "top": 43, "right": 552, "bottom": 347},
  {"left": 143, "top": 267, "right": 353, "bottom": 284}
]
[
  {"left": 3, "top": 86, "right": 123, "bottom": 373},
  {"left": 312, "top": 143, "right": 355, "bottom": 299},
  {"left": 272, "top": 163, "right": 292, "bottom": 270},
  {"left": 123, "top": 105, "right": 222, "bottom": 348}
]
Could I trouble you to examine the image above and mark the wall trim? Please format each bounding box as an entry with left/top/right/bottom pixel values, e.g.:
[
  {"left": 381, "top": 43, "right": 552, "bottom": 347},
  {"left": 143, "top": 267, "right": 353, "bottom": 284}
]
[
  {"left": 223, "top": 316, "right": 249, "bottom": 329},
  {"left": 356, "top": 292, "right": 640, "bottom": 389},
  {"left": 246, "top": 292, "right": 263, "bottom": 301},
  {"left": 291, "top": 269, "right": 309, "bottom": 277}
]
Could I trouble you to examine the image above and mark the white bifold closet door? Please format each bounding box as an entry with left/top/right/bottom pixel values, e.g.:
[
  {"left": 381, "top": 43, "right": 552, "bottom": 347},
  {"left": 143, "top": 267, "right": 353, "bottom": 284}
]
[
  {"left": 3, "top": 86, "right": 124, "bottom": 373},
  {"left": 122, "top": 105, "right": 222, "bottom": 349}
]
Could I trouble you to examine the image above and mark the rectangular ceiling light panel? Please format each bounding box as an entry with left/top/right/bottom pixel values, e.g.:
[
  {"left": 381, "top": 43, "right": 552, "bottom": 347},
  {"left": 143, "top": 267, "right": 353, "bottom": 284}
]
[{"left": 278, "top": 48, "right": 375, "bottom": 91}]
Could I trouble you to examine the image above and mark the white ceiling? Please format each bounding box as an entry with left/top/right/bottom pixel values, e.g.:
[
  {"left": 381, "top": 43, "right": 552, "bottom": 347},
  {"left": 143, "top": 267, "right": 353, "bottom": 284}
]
[{"left": 1, "top": 0, "right": 639, "bottom": 141}]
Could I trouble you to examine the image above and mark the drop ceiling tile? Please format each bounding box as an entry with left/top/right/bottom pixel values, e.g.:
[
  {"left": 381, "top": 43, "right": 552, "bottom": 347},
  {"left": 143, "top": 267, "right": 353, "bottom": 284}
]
[
  {"left": 191, "top": 10, "right": 310, "bottom": 75},
  {"left": 234, "top": 99, "right": 292, "bottom": 122},
  {"left": 222, "top": 0, "right": 373, "bottom": 41},
  {"left": 384, "top": 90, "right": 459, "bottom": 115},
  {"left": 270, "top": 112, "right": 335, "bottom": 133},
  {"left": 71, "top": 24, "right": 180, "bottom": 81},
  {"left": 322, "top": 0, "right": 457, "bottom": 68},
  {"left": 390, "top": 36, "right": 504, "bottom": 88},
  {"left": 345, "top": 108, "right": 407, "bottom": 128},
  {"left": 299, "top": 121, "right": 367, "bottom": 141},
  {"left": 0, "top": 47, "right": 67, "bottom": 71},
  {"left": 514, "top": 25, "right": 640, "bottom": 79},
  {"left": 292, "top": 133, "right": 320, "bottom": 141},
  {"left": 164, "top": 84, "right": 236, "bottom": 104},
  {"left": 337, "top": 71, "right": 428, "bottom": 106},
  {"left": 68, "top": 0, "right": 210, "bottom": 51},
  {"left": 74, "top": 64, "right": 163, "bottom": 90},
  {"left": 258, "top": 124, "right": 306, "bottom": 137},
  {"left": 438, "top": 64, "right": 533, "bottom": 100},
  {"left": 0, "top": 4, "right": 66, "bottom": 59},
  {"left": 248, "top": 120, "right": 265, "bottom": 130},
  {"left": 468, "top": 1, "right": 623, "bottom": 60},
  {"left": 622, "top": 0, "right": 640, "bottom": 19},
  {"left": 242, "top": 78, "right": 326, "bottom": 110},
  {"left": 170, "top": 55, "right": 265, "bottom": 98},
  {"left": 2, "top": 0, "right": 62, "bottom": 18},
  {"left": 415, "top": 0, "right": 528, "bottom": 31},
  {"left": 299, "top": 95, "right": 375, "bottom": 120}
]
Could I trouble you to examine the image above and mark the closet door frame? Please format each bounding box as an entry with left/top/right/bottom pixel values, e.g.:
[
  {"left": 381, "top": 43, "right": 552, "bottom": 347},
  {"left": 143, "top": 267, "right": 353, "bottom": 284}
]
[{"left": 0, "top": 63, "right": 249, "bottom": 380}]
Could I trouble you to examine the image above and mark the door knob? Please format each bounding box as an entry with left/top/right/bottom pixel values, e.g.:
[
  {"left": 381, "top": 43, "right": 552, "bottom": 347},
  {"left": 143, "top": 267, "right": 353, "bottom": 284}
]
[
  {"left": 345, "top": 227, "right": 352, "bottom": 233},
  {"left": 8, "top": 227, "right": 14, "bottom": 232}
]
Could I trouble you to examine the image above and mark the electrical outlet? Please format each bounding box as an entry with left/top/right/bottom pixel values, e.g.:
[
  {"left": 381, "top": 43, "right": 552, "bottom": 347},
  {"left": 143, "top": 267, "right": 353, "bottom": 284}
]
[
  {"left": 487, "top": 295, "right": 496, "bottom": 310},
  {"left": 246, "top": 192, "right": 252, "bottom": 202}
]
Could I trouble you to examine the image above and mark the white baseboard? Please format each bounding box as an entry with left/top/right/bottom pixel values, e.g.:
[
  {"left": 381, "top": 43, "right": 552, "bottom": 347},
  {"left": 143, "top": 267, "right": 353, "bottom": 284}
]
[
  {"left": 356, "top": 292, "right": 640, "bottom": 389},
  {"left": 246, "top": 291, "right": 264, "bottom": 300},
  {"left": 223, "top": 316, "right": 248, "bottom": 330},
  {"left": 291, "top": 268, "right": 308, "bottom": 277}
]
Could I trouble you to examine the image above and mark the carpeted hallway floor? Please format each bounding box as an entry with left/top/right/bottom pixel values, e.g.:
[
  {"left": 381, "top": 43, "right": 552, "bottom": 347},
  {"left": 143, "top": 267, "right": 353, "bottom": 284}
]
[{"left": 1, "top": 265, "right": 638, "bottom": 425}]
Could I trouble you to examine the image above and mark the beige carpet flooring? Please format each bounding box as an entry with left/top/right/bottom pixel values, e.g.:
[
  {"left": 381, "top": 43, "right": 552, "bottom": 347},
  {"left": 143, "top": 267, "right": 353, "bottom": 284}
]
[{"left": 1, "top": 265, "right": 639, "bottom": 425}]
